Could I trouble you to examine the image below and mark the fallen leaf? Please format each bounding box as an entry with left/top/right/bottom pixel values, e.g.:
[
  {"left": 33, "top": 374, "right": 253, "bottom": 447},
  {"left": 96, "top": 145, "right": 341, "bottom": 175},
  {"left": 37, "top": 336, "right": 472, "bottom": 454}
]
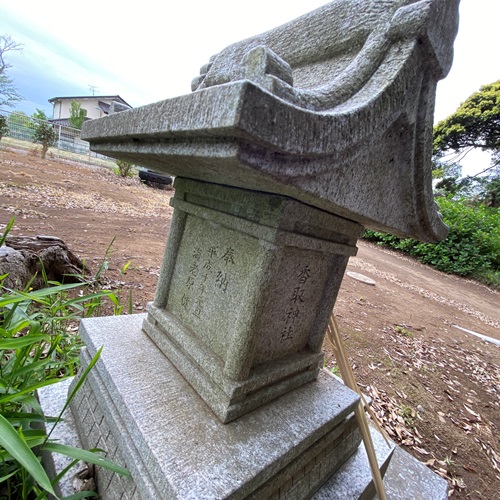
[
  {"left": 463, "top": 404, "right": 481, "bottom": 420},
  {"left": 462, "top": 465, "right": 476, "bottom": 473},
  {"left": 413, "top": 446, "right": 430, "bottom": 455}
]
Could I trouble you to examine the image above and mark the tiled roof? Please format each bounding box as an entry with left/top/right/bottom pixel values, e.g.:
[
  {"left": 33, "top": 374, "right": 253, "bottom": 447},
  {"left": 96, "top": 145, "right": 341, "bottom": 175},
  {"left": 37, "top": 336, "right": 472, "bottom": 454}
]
[
  {"left": 49, "top": 117, "right": 92, "bottom": 127},
  {"left": 98, "top": 101, "right": 111, "bottom": 114}
]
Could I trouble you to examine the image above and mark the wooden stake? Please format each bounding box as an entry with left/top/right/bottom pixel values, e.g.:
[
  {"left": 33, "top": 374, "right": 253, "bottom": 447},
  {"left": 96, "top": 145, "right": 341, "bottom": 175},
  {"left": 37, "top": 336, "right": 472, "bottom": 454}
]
[
  {"left": 325, "top": 322, "right": 390, "bottom": 446},
  {"left": 326, "top": 315, "right": 388, "bottom": 500}
]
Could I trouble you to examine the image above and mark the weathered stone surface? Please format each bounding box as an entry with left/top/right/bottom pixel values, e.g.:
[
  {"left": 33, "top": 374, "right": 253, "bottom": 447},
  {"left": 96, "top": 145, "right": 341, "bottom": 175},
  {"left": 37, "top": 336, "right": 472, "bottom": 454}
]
[
  {"left": 378, "top": 446, "right": 448, "bottom": 500},
  {"left": 37, "top": 378, "right": 84, "bottom": 499},
  {"left": 0, "top": 246, "right": 32, "bottom": 289},
  {"left": 144, "top": 178, "right": 363, "bottom": 421},
  {"left": 82, "top": 0, "right": 460, "bottom": 242},
  {"left": 40, "top": 373, "right": 448, "bottom": 500},
  {"left": 108, "top": 100, "right": 131, "bottom": 114},
  {"left": 72, "top": 314, "right": 361, "bottom": 499},
  {"left": 194, "top": 0, "right": 458, "bottom": 107},
  {"left": 313, "top": 421, "right": 396, "bottom": 500}
]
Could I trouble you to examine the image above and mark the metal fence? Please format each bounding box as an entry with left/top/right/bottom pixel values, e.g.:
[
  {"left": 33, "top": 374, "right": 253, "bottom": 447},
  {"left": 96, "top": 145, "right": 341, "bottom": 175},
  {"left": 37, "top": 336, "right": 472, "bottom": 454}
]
[{"left": 0, "top": 108, "right": 114, "bottom": 168}]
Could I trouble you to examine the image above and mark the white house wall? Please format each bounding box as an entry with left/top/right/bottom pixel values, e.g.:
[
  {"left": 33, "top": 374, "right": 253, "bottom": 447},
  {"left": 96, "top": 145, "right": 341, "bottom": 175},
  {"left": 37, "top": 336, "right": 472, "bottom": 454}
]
[{"left": 52, "top": 98, "right": 111, "bottom": 121}]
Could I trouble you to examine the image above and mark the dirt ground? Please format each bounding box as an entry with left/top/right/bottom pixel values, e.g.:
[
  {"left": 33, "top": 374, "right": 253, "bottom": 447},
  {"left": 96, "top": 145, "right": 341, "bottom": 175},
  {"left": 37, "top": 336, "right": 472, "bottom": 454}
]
[{"left": 1, "top": 147, "right": 498, "bottom": 498}]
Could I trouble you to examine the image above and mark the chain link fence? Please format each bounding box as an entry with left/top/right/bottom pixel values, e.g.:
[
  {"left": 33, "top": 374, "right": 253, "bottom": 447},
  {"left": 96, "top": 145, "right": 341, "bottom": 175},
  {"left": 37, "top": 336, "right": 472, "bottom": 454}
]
[{"left": 0, "top": 108, "right": 115, "bottom": 168}]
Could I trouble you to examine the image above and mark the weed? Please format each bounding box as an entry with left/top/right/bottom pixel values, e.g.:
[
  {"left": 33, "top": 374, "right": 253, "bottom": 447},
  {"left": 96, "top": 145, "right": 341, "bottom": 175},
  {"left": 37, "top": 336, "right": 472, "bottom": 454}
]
[
  {"left": 382, "top": 355, "right": 395, "bottom": 369},
  {"left": 394, "top": 325, "right": 414, "bottom": 338},
  {"left": 87, "top": 237, "right": 133, "bottom": 315},
  {"left": 398, "top": 404, "right": 416, "bottom": 428}
]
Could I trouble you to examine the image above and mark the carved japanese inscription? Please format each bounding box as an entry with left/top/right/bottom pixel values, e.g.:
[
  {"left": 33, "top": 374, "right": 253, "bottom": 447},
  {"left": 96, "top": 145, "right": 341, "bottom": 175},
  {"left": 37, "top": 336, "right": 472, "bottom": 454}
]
[
  {"left": 167, "top": 213, "right": 258, "bottom": 361},
  {"left": 253, "top": 247, "right": 330, "bottom": 365}
]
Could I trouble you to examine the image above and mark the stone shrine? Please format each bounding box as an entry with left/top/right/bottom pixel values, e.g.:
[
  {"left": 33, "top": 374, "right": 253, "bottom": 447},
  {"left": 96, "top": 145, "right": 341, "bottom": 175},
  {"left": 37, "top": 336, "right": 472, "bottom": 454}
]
[
  {"left": 143, "top": 178, "right": 363, "bottom": 423},
  {"left": 65, "top": 0, "right": 460, "bottom": 498}
]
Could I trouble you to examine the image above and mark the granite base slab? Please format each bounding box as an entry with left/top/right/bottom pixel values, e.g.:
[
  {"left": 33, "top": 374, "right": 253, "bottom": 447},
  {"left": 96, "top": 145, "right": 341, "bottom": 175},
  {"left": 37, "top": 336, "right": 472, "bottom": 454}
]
[
  {"left": 67, "top": 314, "right": 364, "bottom": 499},
  {"left": 37, "top": 378, "right": 83, "bottom": 499},
  {"left": 37, "top": 315, "right": 448, "bottom": 499},
  {"left": 38, "top": 378, "right": 447, "bottom": 500}
]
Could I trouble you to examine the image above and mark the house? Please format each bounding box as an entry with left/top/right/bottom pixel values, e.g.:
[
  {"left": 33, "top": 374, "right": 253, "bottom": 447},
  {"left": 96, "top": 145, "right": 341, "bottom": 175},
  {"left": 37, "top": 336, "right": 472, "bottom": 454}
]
[{"left": 48, "top": 95, "right": 132, "bottom": 127}]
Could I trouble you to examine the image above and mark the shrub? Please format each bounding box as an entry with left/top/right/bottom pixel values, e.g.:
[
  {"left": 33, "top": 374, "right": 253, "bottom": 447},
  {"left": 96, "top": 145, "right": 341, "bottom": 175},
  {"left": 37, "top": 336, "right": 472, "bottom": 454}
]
[
  {"left": 115, "top": 159, "right": 134, "bottom": 177},
  {"left": 364, "top": 197, "right": 500, "bottom": 284},
  {"left": 33, "top": 122, "right": 56, "bottom": 160},
  {"left": 0, "top": 115, "right": 8, "bottom": 141}
]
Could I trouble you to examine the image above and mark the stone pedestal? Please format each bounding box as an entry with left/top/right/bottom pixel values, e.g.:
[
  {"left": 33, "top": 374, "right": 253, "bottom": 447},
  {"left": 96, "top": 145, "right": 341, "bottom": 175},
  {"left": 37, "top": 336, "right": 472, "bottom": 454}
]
[
  {"left": 67, "top": 178, "right": 369, "bottom": 499},
  {"left": 70, "top": 314, "right": 363, "bottom": 499},
  {"left": 144, "top": 178, "right": 362, "bottom": 422}
]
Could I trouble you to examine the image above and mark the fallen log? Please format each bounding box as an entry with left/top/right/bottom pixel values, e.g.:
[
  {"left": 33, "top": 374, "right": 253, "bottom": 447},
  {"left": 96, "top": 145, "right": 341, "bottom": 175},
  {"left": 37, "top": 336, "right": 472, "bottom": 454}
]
[{"left": 0, "top": 235, "right": 85, "bottom": 290}]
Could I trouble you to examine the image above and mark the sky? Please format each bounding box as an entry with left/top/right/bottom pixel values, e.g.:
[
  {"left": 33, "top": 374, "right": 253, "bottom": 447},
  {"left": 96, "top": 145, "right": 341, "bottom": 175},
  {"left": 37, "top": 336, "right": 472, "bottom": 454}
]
[{"left": 1, "top": 0, "right": 498, "bottom": 174}]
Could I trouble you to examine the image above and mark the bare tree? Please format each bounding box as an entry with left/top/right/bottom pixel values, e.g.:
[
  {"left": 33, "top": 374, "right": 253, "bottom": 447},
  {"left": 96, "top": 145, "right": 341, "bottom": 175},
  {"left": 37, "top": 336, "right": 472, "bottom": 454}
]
[{"left": 0, "top": 34, "right": 23, "bottom": 107}]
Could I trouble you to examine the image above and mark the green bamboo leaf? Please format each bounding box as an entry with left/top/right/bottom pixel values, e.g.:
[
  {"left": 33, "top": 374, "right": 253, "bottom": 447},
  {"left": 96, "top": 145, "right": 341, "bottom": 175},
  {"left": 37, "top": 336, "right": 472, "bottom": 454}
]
[
  {"left": 0, "top": 283, "right": 84, "bottom": 307},
  {"left": 0, "top": 413, "right": 56, "bottom": 496},
  {"left": 0, "top": 467, "right": 19, "bottom": 483},
  {"left": 43, "top": 443, "right": 130, "bottom": 476},
  {"left": 0, "top": 377, "right": 64, "bottom": 405},
  {"left": 29, "top": 320, "right": 42, "bottom": 336},
  {"left": 10, "top": 358, "right": 58, "bottom": 379},
  {"left": 20, "top": 393, "right": 44, "bottom": 414},
  {"left": 0, "top": 334, "right": 50, "bottom": 349},
  {"left": 0, "top": 431, "right": 47, "bottom": 462},
  {"left": 0, "top": 217, "right": 15, "bottom": 247},
  {"left": 106, "top": 293, "right": 120, "bottom": 306},
  {"left": 1, "top": 411, "right": 57, "bottom": 425},
  {"left": 63, "top": 291, "right": 111, "bottom": 306},
  {"left": 20, "top": 428, "right": 47, "bottom": 438},
  {"left": 0, "top": 295, "right": 32, "bottom": 308},
  {"left": 44, "top": 347, "right": 103, "bottom": 445},
  {"left": 0, "top": 318, "right": 31, "bottom": 337},
  {"left": 0, "top": 392, "right": 43, "bottom": 415}
]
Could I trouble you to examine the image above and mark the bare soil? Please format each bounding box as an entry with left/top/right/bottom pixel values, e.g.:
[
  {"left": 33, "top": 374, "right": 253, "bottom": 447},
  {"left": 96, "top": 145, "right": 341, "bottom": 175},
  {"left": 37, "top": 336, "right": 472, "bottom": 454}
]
[{"left": 1, "top": 147, "right": 498, "bottom": 498}]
